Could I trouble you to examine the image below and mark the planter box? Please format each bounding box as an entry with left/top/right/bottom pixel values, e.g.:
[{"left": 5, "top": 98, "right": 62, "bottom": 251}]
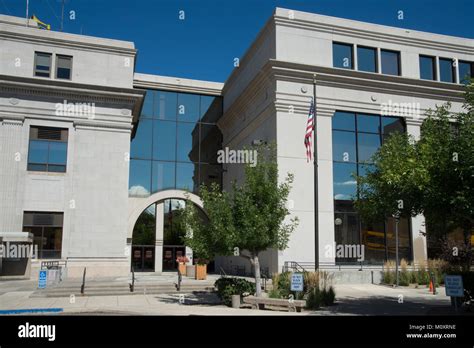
[
  {"left": 178, "top": 263, "right": 187, "bottom": 276},
  {"left": 195, "top": 264, "right": 207, "bottom": 280}
]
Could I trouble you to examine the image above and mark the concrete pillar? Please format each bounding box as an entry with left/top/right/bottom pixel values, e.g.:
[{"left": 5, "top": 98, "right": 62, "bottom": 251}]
[
  {"left": 155, "top": 202, "right": 164, "bottom": 273},
  {"left": 406, "top": 120, "right": 428, "bottom": 263},
  {"left": 317, "top": 107, "right": 336, "bottom": 266}
]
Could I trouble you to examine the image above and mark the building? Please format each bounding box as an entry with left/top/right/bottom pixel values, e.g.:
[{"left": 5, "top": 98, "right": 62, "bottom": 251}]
[{"left": 0, "top": 8, "right": 472, "bottom": 279}]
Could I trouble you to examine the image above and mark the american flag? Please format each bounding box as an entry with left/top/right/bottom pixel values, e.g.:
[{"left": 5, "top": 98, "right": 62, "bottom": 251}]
[{"left": 304, "top": 98, "right": 315, "bottom": 162}]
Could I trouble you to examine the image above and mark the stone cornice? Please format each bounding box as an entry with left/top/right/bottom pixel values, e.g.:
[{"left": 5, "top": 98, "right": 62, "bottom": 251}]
[
  {"left": 269, "top": 60, "right": 467, "bottom": 102},
  {"left": 0, "top": 22, "right": 136, "bottom": 56},
  {"left": 134, "top": 74, "right": 223, "bottom": 96},
  {"left": 274, "top": 9, "right": 474, "bottom": 55},
  {"left": 0, "top": 74, "right": 145, "bottom": 123}
]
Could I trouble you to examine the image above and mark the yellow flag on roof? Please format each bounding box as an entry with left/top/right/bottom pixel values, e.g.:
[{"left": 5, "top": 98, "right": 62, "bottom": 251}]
[{"left": 31, "top": 15, "right": 51, "bottom": 30}]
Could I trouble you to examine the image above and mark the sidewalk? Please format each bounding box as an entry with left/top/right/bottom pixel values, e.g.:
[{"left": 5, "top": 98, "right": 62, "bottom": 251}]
[{"left": 0, "top": 282, "right": 465, "bottom": 316}]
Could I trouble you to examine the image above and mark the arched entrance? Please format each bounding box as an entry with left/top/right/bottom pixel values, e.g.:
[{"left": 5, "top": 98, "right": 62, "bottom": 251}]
[{"left": 128, "top": 190, "right": 204, "bottom": 273}]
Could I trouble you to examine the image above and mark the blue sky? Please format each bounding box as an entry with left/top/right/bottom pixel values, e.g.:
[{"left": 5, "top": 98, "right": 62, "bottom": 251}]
[{"left": 1, "top": 0, "right": 473, "bottom": 82}]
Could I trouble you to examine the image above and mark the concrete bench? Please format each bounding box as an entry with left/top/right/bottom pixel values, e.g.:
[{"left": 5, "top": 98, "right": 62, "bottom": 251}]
[{"left": 243, "top": 295, "right": 306, "bottom": 312}]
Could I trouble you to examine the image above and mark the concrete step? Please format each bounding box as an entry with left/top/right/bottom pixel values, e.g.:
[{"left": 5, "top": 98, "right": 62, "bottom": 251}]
[{"left": 31, "top": 283, "right": 215, "bottom": 298}]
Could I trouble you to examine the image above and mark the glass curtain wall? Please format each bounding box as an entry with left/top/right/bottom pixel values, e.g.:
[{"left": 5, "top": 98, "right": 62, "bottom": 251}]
[
  {"left": 332, "top": 111, "right": 411, "bottom": 264},
  {"left": 129, "top": 90, "right": 223, "bottom": 197}
]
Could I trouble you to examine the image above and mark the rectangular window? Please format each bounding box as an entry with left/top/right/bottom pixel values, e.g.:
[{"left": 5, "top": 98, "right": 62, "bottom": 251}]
[
  {"left": 357, "top": 46, "right": 377, "bottom": 73},
  {"left": 333, "top": 42, "right": 353, "bottom": 69},
  {"left": 23, "top": 212, "right": 63, "bottom": 259},
  {"left": 34, "top": 52, "right": 52, "bottom": 78},
  {"left": 459, "top": 60, "right": 473, "bottom": 85},
  {"left": 27, "top": 126, "right": 68, "bottom": 173},
  {"left": 56, "top": 55, "right": 72, "bottom": 80},
  {"left": 381, "top": 49, "right": 400, "bottom": 76},
  {"left": 439, "top": 58, "right": 455, "bottom": 83},
  {"left": 419, "top": 55, "right": 436, "bottom": 80}
]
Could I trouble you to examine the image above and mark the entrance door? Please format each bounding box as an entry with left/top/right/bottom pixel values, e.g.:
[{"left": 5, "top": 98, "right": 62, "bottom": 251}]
[
  {"left": 131, "top": 245, "right": 155, "bottom": 272},
  {"left": 162, "top": 245, "right": 186, "bottom": 271}
]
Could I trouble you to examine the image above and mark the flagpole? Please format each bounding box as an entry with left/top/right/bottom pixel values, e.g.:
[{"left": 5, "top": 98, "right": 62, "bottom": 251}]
[{"left": 313, "top": 74, "right": 319, "bottom": 271}]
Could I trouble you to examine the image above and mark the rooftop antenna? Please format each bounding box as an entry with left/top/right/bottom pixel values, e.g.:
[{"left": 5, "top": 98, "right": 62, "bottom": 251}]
[
  {"left": 58, "top": 0, "right": 68, "bottom": 32},
  {"left": 26, "top": 0, "right": 29, "bottom": 27}
]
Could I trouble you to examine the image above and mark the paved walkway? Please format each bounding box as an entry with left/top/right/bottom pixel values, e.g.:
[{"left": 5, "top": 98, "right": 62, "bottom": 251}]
[{"left": 0, "top": 281, "right": 466, "bottom": 316}]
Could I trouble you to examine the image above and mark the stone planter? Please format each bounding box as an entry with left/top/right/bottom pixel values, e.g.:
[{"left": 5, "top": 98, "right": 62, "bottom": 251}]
[
  {"left": 186, "top": 265, "right": 195, "bottom": 278},
  {"left": 178, "top": 262, "right": 187, "bottom": 276},
  {"left": 195, "top": 264, "right": 207, "bottom": 280}
]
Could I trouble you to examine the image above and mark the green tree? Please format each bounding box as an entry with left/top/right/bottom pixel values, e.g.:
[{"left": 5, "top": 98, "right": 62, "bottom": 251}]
[
  {"left": 182, "top": 143, "right": 298, "bottom": 296},
  {"left": 355, "top": 81, "right": 474, "bottom": 267}
]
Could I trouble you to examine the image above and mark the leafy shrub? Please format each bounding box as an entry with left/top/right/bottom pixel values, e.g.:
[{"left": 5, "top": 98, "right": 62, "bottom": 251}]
[{"left": 214, "top": 277, "right": 256, "bottom": 307}]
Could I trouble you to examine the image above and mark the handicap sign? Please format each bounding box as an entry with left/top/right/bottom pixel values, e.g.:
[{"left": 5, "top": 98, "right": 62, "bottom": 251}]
[
  {"left": 445, "top": 275, "right": 463, "bottom": 297},
  {"left": 290, "top": 273, "right": 304, "bottom": 292},
  {"left": 38, "top": 270, "right": 47, "bottom": 289}
]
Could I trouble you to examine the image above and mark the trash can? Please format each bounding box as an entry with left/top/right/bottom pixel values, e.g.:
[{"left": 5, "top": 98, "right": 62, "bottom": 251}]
[{"left": 232, "top": 294, "right": 241, "bottom": 309}]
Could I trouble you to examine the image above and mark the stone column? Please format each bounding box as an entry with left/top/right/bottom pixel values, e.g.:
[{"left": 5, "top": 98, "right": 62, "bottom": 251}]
[
  {"left": 317, "top": 107, "right": 336, "bottom": 266},
  {"left": 406, "top": 120, "right": 428, "bottom": 262},
  {"left": 154, "top": 202, "right": 164, "bottom": 273}
]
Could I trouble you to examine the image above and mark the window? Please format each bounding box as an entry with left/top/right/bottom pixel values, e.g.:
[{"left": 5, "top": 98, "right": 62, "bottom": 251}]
[
  {"left": 439, "top": 58, "right": 455, "bottom": 83},
  {"left": 23, "top": 212, "right": 63, "bottom": 259},
  {"left": 332, "top": 111, "right": 409, "bottom": 264},
  {"left": 27, "top": 126, "right": 68, "bottom": 172},
  {"left": 459, "top": 60, "right": 473, "bottom": 85},
  {"left": 56, "top": 55, "right": 72, "bottom": 80},
  {"left": 34, "top": 52, "right": 52, "bottom": 77},
  {"left": 357, "top": 46, "right": 377, "bottom": 73},
  {"left": 419, "top": 55, "right": 436, "bottom": 80},
  {"left": 381, "top": 49, "right": 400, "bottom": 76},
  {"left": 333, "top": 42, "right": 353, "bottom": 69}
]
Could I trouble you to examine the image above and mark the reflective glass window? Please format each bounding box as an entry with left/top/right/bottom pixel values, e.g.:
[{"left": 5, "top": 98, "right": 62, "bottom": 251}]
[
  {"left": 459, "top": 61, "right": 473, "bottom": 85},
  {"left": 381, "top": 50, "right": 400, "bottom": 76},
  {"left": 177, "top": 93, "right": 200, "bottom": 122},
  {"left": 439, "top": 58, "right": 455, "bottom": 83},
  {"left": 152, "top": 120, "right": 176, "bottom": 161},
  {"left": 357, "top": 46, "right": 377, "bottom": 73},
  {"left": 332, "top": 130, "right": 356, "bottom": 163},
  {"left": 357, "top": 114, "right": 380, "bottom": 133},
  {"left": 152, "top": 161, "right": 176, "bottom": 192},
  {"left": 333, "top": 162, "right": 357, "bottom": 201},
  {"left": 333, "top": 42, "right": 353, "bottom": 69},
  {"left": 357, "top": 133, "right": 381, "bottom": 163},
  {"left": 419, "top": 55, "right": 436, "bottom": 80},
  {"left": 332, "top": 111, "right": 355, "bottom": 131}
]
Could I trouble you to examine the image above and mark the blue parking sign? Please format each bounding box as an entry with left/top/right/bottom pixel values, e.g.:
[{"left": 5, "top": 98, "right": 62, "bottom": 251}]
[{"left": 38, "top": 270, "right": 47, "bottom": 289}]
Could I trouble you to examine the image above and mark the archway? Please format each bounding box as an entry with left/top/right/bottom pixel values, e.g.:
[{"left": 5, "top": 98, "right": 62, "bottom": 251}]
[{"left": 128, "top": 190, "right": 205, "bottom": 273}]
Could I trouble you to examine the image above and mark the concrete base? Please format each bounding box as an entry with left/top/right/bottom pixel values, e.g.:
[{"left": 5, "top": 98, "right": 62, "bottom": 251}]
[
  {"left": 327, "top": 270, "right": 383, "bottom": 285},
  {"left": 30, "top": 258, "right": 130, "bottom": 280}
]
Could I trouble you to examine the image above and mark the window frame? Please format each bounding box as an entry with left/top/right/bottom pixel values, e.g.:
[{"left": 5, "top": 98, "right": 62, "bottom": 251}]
[
  {"left": 419, "top": 55, "right": 437, "bottom": 81},
  {"left": 458, "top": 60, "right": 474, "bottom": 84},
  {"left": 27, "top": 126, "right": 68, "bottom": 173},
  {"left": 55, "top": 54, "right": 73, "bottom": 80},
  {"left": 357, "top": 45, "right": 378, "bottom": 73},
  {"left": 380, "top": 49, "right": 401, "bottom": 76},
  {"left": 332, "top": 42, "right": 354, "bottom": 70},
  {"left": 34, "top": 52, "right": 52, "bottom": 78},
  {"left": 439, "top": 57, "right": 456, "bottom": 83},
  {"left": 23, "top": 211, "right": 64, "bottom": 259}
]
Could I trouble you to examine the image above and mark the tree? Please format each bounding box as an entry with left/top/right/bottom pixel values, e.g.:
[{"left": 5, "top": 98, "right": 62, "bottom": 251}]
[
  {"left": 182, "top": 143, "right": 299, "bottom": 296},
  {"left": 355, "top": 81, "right": 474, "bottom": 267}
]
